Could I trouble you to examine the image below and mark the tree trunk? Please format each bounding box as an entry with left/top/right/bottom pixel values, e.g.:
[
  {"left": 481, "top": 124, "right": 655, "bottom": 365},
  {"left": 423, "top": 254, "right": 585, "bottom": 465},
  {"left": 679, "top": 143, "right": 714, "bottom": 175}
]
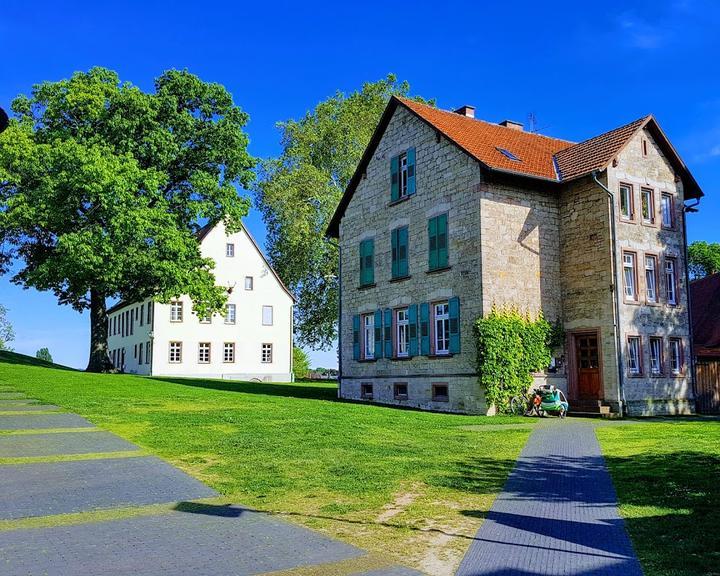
[{"left": 86, "top": 289, "right": 113, "bottom": 373}]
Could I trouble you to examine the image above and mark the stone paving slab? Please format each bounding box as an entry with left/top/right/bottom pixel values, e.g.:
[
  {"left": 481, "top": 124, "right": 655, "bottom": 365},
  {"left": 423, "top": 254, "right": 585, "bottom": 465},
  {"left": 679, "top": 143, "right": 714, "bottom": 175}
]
[
  {"left": 0, "top": 431, "right": 139, "bottom": 458},
  {"left": 0, "top": 456, "right": 217, "bottom": 519},
  {"left": 0, "top": 508, "right": 363, "bottom": 575},
  {"left": 0, "top": 413, "right": 94, "bottom": 430},
  {"left": 0, "top": 404, "right": 59, "bottom": 412},
  {"left": 456, "top": 421, "right": 643, "bottom": 576}
]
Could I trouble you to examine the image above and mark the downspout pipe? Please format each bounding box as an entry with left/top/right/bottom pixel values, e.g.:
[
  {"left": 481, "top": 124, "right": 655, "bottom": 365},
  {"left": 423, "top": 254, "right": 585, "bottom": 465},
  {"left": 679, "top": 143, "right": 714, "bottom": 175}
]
[
  {"left": 683, "top": 197, "right": 701, "bottom": 407},
  {"left": 592, "top": 170, "right": 626, "bottom": 415},
  {"left": 325, "top": 238, "right": 342, "bottom": 397}
]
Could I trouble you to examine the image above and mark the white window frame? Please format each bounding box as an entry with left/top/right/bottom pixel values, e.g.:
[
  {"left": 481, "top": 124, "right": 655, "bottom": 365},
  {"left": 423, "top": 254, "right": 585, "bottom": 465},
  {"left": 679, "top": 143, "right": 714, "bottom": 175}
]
[
  {"left": 223, "top": 342, "right": 235, "bottom": 363},
  {"left": 641, "top": 187, "right": 655, "bottom": 224},
  {"left": 399, "top": 152, "right": 409, "bottom": 198},
  {"left": 170, "top": 301, "right": 183, "bottom": 322},
  {"left": 619, "top": 184, "right": 633, "bottom": 220},
  {"left": 649, "top": 337, "right": 662, "bottom": 375},
  {"left": 226, "top": 243, "right": 235, "bottom": 257},
  {"left": 362, "top": 314, "right": 374, "bottom": 360},
  {"left": 434, "top": 302, "right": 450, "bottom": 355},
  {"left": 199, "top": 313, "right": 211, "bottom": 324},
  {"left": 661, "top": 193, "right": 673, "bottom": 228},
  {"left": 645, "top": 255, "right": 658, "bottom": 303},
  {"left": 245, "top": 276, "right": 254, "bottom": 290},
  {"left": 665, "top": 259, "right": 677, "bottom": 305},
  {"left": 627, "top": 337, "right": 641, "bottom": 375},
  {"left": 396, "top": 308, "right": 409, "bottom": 358},
  {"left": 669, "top": 339, "right": 682, "bottom": 375},
  {"left": 225, "top": 303, "right": 236, "bottom": 325},
  {"left": 169, "top": 341, "right": 182, "bottom": 363},
  {"left": 623, "top": 252, "right": 637, "bottom": 301},
  {"left": 261, "top": 343, "right": 273, "bottom": 363},
  {"left": 198, "top": 342, "right": 211, "bottom": 364},
  {"left": 262, "top": 305, "right": 273, "bottom": 326}
]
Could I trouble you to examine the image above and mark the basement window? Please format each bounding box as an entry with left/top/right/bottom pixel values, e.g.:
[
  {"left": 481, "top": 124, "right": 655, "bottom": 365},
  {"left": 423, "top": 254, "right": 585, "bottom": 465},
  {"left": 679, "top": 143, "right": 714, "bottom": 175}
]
[{"left": 496, "top": 147, "right": 521, "bottom": 161}]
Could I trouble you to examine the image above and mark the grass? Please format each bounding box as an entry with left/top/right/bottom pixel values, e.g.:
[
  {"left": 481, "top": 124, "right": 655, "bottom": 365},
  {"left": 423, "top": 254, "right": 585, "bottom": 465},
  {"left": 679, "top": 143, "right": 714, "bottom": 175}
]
[
  {"left": 0, "top": 352, "right": 530, "bottom": 574},
  {"left": 597, "top": 419, "right": 720, "bottom": 576}
]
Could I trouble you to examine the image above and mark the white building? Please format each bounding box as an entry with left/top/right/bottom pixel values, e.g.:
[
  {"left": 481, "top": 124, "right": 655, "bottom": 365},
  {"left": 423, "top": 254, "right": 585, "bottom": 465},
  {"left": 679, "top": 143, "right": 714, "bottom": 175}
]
[{"left": 106, "top": 222, "right": 295, "bottom": 382}]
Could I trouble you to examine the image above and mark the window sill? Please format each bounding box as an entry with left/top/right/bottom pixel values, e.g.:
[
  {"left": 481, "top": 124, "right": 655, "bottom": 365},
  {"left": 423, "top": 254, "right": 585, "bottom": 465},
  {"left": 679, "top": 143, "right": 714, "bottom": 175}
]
[
  {"left": 394, "top": 396, "right": 408, "bottom": 401},
  {"left": 388, "top": 195, "right": 413, "bottom": 208},
  {"left": 361, "top": 395, "right": 374, "bottom": 400},
  {"left": 389, "top": 275, "right": 411, "bottom": 283},
  {"left": 429, "top": 353, "right": 454, "bottom": 359},
  {"left": 426, "top": 266, "right": 451, "bottom": 275},
  {"left": 393, "top": 356, "right": 412, "bottom": 361},
  {"left": 623, "top": 299, "right": 641, "bottom": 306},
  {"left": 357, "top": 358, "right": 377, "bottom": 363},
  {"left": 358, "top": 283, "right": 376, "bottom": 291},
  {"left": 432, "top": 397, "right": 449, "bottom": 403}
]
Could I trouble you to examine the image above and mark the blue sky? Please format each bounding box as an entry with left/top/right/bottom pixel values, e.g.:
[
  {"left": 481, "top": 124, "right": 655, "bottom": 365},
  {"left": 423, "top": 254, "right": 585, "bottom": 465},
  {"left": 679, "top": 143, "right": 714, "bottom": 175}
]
[{"left": 1, "top": 0, "right": 718, "bottom": 369}]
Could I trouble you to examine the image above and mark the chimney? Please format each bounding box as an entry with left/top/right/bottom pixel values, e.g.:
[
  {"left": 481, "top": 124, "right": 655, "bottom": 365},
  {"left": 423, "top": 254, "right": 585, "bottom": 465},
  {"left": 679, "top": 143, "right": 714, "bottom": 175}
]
[
  {"left": 453, "top": 105, "right": 475, "bottom": 118},
  {"left": 499, "top": 119, "right": 523, "bottom": 131}
]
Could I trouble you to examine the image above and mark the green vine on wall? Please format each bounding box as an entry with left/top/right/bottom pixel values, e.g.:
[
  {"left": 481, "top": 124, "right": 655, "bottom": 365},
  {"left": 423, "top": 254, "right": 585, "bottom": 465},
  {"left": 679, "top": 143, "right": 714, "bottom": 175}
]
[{"left": 474, "top": 307, "right": 557, "bottom": 413}]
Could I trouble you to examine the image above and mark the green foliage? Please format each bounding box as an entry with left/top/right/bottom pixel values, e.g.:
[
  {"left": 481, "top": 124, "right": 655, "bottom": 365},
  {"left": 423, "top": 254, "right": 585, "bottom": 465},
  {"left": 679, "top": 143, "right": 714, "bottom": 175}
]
[
  {"left": 0, "top": 305, "right": 14, "bottom": 351},
  {"left": 292, "top": 346, "right": 311, "bottom": 379},
  {"left": 254, "top": 75, "right": 432, "bottom": 349},
  {"left": 688, "top": 241, "right": 720, "bottom": 279},
  {"left": 474, "top": 308, "right": 553, "bottom": 412},
  {"left": 35, "top": 347, "right": 53, "bottom": 363},
  {"left": 0, "top": 67, "right": 255, "bottom": 369}
]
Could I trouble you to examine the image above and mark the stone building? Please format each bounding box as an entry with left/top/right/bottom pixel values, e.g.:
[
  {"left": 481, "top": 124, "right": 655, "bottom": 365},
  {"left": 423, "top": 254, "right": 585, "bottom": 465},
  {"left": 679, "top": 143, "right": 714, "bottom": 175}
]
[{"left": 326, "top": 97, "right": 704, "bottom": 416}]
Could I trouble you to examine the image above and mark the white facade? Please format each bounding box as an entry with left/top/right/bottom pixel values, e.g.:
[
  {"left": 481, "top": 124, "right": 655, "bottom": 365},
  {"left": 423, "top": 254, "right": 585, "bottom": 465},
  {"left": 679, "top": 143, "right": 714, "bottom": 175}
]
[{"left": 106, "top": 222, "right": 295, "bottom": 382}]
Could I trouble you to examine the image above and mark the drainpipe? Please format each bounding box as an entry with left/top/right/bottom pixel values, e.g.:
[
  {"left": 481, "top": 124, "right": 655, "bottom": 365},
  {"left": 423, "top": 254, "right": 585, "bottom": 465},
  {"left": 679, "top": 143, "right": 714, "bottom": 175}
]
[
  {"left": 592, "top": 171, "right": 626, "bottom": 415},
  {"left": 325, "top": 238, "right": 342, "bottom": 397},
  {"left": 683, "top": 198, "right": 701, "bottom": 406}
]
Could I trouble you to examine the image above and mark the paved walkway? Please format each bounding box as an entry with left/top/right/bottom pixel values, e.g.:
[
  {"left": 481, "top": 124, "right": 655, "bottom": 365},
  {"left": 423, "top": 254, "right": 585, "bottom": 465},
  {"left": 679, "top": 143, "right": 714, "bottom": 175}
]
[
  {"left": 456, "top": 420, "right": 643, "bottom": 576},
  {"left": 0, "top": 387, "right": 423, "bottom": 576}
]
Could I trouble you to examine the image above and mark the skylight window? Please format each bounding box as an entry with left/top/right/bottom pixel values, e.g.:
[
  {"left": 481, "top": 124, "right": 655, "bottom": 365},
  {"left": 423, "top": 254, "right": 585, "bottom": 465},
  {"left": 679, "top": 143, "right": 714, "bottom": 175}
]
[{"left": 496, "top": 147, "right": 521, "bottom": 161}]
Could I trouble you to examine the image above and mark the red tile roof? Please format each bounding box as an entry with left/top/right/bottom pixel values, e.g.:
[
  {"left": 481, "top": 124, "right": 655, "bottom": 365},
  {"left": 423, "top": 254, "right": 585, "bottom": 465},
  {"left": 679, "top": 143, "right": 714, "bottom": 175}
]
[{"left": 690, "top": 273, "right": 720, "bottom": 356}]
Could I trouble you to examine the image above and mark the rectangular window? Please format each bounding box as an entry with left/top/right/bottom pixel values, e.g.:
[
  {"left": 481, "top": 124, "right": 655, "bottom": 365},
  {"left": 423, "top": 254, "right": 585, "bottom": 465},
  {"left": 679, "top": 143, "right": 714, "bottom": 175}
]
[
  {"left": 198, "top": 342, "right": 210, "bottom": 363},
  {"left": 649, "top": 337, "right": 663, "bottom": 375},
  {"left": 433, "top": 302, "right": 450, "bottom": 355},
  {"left": 223, "top": 342, "right": 235, "bottom": 363},
  {"left": 261, "top": 343, "right": 273, "bottom": 363},
  {"left": 199, "top": 313, "right": 211, "bottom": 324},
  {"left": 361, "top": 383, "right": 374, "bottom": 399},
  {"left": 661, "top": 193, "right": 673, "bottom": 228},
  {"left": 362, "top": 314, "right": 374, "bottom": 360},
  {"left": 642, "top": 138, "right": 649, "bottom": 157},
  {"left": 390, "top": 148, "right": 415, "bottom": 202},
  {"left": 225, "top": 304, "right": 236, "bottom": 324},
  {"left": 623, "top": 252, "right": 638, "bottom": 301},
  {"left": 665, "top": 258, "right": 678, "bottom": 305},
  {"left": 619, "top": 184, "right": 634, "bottom": 220},
  {"left": 226, "top": 243, "right": 235, "bottom": 257},
  {"left": 432, "top": 383, "right": 449, "bottom": 402},
  {"left": 146, "top": 341, "right": 151, "bottom": 365},
  {"left": 391, "top": 226, "right": 409, "bottom": 279},
  {"left": 645, "top": 255, "right": 658, "bottom": 303},
  {"left": 669, "top": 339, "right": 683, "bottom": 375},
  {"left": 399, "top": 152, "right": 409, "bottom": 199},
  {"left": 359, "top": 238, "right": 374, "bottom": 286},
  {"left": 130, "top": 311, "right": 134, "bottom": 335},
  {"left": 395, "top": 308, "right": 409, "bottom": 358},
  {"left": 138, "top": 344, "right": 143, "bottom": 365},
  {"left": 627, "top": 336, "right": 642, "bottom": 375},
  {"left": 428, "top": 214, "right": 449, "bottom": 271},
  {"left": 140, "top": 304, "right": 144, "bottom": 326},
  {"left": 147, "top": 302, "right": 152, "bottom": 325},
  {"left": 169, "top": 341, "right": 182, "bottom": 363},
  {"left": 134, "top": 344, "right": 137, "bottom": 359},
  {"left": 170, "top": 301, "right": 183, "bottom": 322},
  {"left": 245, "top": 276, "right": 254, "bottom": 290},
  {"left": 641, "top": 188, "right": 655, "bottom": 224},
  {"left": 262, "top": 305, "right": 273, "bottom": 326},
  {"left": 394, "top": 382, "right": 408, "bottom": 400}
]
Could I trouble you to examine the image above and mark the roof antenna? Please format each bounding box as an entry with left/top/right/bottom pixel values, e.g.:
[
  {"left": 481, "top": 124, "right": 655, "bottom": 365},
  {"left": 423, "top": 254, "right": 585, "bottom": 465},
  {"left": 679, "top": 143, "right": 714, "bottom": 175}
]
[{"left": 527, "top": 112, "right": 549, "bottom": 134}]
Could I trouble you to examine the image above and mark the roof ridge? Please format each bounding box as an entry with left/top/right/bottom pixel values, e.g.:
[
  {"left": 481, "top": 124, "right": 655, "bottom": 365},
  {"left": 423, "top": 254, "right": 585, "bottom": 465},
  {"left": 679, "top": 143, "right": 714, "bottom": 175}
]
[{"left": 556, "top": 115, "right": 651, "bottom": 153}]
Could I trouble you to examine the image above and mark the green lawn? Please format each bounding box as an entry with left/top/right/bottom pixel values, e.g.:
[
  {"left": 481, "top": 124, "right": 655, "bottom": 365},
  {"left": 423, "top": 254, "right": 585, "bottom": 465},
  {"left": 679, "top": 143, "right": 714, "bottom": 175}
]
[
  {"left": 0, "top": 352, "right": 529, "bottom": 574},
  {"left": 597, "top": 420, "right": 720, "bottom": 576}
]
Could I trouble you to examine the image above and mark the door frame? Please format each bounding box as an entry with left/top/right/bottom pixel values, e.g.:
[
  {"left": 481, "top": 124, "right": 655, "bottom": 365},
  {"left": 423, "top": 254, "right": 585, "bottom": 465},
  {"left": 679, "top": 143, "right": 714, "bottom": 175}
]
[{"left": 567, "top": 328, "right": 604, "bottom": 402}]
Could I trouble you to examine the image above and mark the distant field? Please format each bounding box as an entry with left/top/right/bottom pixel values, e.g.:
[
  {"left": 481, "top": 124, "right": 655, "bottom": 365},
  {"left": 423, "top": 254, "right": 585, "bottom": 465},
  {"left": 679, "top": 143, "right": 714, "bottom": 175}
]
[{"left": 0, "top": 352, "right": 529, "bottom": 574}]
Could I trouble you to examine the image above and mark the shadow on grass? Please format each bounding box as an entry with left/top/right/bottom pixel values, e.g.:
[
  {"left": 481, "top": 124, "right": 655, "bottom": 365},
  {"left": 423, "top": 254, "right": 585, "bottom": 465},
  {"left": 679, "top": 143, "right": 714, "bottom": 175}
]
[
  {"left": 0, "top": 351, "right": 75, "bottom": 371},
  {"left": 150, "top": 376, "right": 338, "bottom": 402}
]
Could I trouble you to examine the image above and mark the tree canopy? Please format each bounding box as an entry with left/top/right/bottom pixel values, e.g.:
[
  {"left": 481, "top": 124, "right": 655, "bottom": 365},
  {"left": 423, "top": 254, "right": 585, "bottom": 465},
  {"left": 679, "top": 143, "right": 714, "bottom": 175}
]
[
  {"left": 254, "top": 75, "right": 430, "bottom": 349},
  {"left": 0, "top": 305, "right": 14, "bottom": 351},
  {"left": 688, "top": 241, "right": 720, "bottom": 280},
  {"left": 35, "top": 347, "right": 53, "bottom": 363},
  {"left": 0, "top": 67, "right": 255, "bottom": 370}
]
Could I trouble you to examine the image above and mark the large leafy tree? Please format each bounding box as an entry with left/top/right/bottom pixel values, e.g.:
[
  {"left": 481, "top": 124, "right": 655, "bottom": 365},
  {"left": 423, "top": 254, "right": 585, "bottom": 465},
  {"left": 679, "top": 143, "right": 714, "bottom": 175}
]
[
  {"left": 688, "top": 241, "right": 720, "bottom": 280},
  {"left": 0, "top": 68, "right": 254, "bottom": 371},
  {"left": 255, "top": 75, "right": 430, "bottom": 349},
  {"left": 0, "top": 305, "right": 14, "bottom": 351}
]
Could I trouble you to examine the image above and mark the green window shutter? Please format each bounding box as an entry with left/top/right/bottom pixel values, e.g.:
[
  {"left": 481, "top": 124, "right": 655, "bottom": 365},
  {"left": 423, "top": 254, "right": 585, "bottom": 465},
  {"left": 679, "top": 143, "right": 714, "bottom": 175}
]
[
  {"left": 359, "top": 239, "right": 374, "bottom": 286},
  {"left": 408, "top": 304, "right": 418, "bottom": 357},
  {"left": 390, "top": 156, "right": 399, "bottom": 202},
  {"left": 384, "top": 308, "right": 393, "bottom": 358},
  {"left": 359, "top": 241, "right": 366, "bottom": 285},
  {"left": 352, "top": 314, "right": 361, "bottom": 360},
  {"left": 437, "top": 213, "right": 448, "bottom": 269},
  {"left": 391, "top": 229, "right": 398, "bottom": 278},
  {"left": 448, "top": 297, "right": 460, "bottom": 354},
  {"left": 374, "top": 309, "right": 383, "bottom": 359},
  {"left": 428, "top": 216, "right": 438, "bottom": 271},
  {"left": 398, "top": 226, "right": 409, "bottom": 278},
  {"left": 420, "top": 302, "right": 430, "bottom": 355},
  {"left": 407, "top": 147, "right": 416, "bottom": 195}
]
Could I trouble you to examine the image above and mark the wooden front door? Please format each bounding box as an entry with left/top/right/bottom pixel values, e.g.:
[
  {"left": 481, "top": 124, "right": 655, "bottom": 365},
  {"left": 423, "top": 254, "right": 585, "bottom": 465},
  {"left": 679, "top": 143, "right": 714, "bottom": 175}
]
[
  {"left": 696, "top": 359, "right": 720, "bottom": 414},
  {"left": 575, "top": 332, "right": 601, "bottom": 400}
]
